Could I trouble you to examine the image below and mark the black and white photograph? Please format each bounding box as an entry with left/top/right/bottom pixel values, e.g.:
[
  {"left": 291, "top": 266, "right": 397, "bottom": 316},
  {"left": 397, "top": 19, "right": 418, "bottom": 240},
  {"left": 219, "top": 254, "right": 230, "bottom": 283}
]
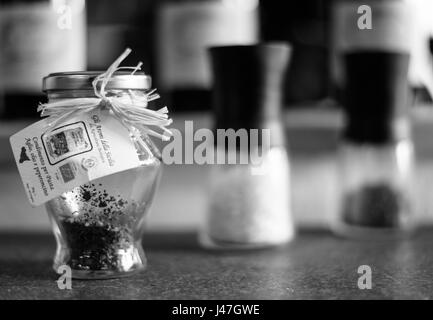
[{"left": 1, "top": 0, "right": 433, "bottom": 310}]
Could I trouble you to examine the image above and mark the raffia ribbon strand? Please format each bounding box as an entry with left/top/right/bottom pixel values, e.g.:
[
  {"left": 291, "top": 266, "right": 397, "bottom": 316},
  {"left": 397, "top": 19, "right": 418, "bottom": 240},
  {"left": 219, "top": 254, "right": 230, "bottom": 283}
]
[{"left": 37, "top": 48, "right": 173, "bottom": 143}]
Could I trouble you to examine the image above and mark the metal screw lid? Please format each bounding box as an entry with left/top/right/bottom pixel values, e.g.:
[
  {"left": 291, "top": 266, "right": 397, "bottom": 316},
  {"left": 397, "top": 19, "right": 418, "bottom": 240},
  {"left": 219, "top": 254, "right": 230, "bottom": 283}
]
[{"left": 42, "top": 71, "right": 152, "bottom": 92}]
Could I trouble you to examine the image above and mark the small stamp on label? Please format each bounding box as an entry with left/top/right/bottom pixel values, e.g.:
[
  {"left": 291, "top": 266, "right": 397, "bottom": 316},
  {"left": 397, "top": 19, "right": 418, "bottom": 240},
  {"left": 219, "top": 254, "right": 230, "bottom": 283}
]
[
  {"left": 58, "top": 162, "right": 77, "bottom": 183},
  {"left": 42, "top": 121, "right": 92, "bottom": 165}
]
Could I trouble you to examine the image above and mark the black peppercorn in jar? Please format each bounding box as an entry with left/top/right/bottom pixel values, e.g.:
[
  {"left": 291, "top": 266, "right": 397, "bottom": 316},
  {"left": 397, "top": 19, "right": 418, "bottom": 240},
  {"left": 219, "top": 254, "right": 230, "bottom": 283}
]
[{"left": 43, "top": 72, "right": 162, "bottom": 279}]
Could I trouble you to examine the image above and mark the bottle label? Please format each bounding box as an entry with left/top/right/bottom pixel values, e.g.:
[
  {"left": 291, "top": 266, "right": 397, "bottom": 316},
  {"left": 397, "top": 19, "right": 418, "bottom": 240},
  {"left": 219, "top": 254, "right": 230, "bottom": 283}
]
[
  {"left": 156, "top": 1, "right": 258, "bottom": 89},
  {"left": 0, "top": 2, "right": 86, "bottom": 92},
  {"left": 10, "top": 109, "right": 144, "bottom": 206}
]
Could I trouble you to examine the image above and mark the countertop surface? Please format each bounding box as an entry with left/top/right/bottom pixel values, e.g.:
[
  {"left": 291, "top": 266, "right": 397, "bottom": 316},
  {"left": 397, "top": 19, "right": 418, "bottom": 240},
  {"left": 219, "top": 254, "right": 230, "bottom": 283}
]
[{"left": 1, "top": 230, "right": 433, "bottom": 300}]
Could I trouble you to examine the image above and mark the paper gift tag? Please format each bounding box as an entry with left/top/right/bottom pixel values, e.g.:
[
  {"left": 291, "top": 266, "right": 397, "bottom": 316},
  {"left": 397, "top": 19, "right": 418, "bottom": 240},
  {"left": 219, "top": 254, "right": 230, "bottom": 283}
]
[{"left": 10, "top": 109, "right": 143, "bottom": 206}]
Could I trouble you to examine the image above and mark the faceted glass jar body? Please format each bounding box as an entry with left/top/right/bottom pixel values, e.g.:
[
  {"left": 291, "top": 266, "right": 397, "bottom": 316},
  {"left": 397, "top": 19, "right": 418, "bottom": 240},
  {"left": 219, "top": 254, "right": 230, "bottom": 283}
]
[
  {"left": 334, "top": 138, "right": 414, "bottom": 239},
  {"left": 45, "top": 90, "right": 162, "bottom": 279}
]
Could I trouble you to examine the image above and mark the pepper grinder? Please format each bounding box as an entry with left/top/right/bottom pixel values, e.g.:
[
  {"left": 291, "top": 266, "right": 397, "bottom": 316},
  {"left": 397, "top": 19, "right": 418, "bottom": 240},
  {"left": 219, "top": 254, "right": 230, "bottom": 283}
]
[
  {"left": 199, "top": 43, "right": 294, "bottom": 249},
  {"left": 335, "top": 51, "right": 415, "bottom": 238}
]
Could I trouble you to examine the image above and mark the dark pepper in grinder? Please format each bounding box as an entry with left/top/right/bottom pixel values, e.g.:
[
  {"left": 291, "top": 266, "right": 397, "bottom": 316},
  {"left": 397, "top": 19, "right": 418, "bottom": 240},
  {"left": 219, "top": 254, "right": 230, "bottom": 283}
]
[{"left": 343, "top": 182, "right": 408, "bottom": 228}]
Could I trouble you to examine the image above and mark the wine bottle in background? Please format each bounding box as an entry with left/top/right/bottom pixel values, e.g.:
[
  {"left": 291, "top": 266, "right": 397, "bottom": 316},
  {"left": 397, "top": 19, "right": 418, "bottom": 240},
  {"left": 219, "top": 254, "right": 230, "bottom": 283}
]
[
  {"left": 0, "top": 0, "right": 86, "bottom": 119},
  {"left": 259, "top": 0, "right": 330, "bottom": 106},
  {"left": 331, "top": 0, "right": 433, "bottom": 105},
  {"left": 155, "top": 0, "right": 259, "bottom": 112},
  {"left": 86, "top": 0, "right": 155, "bottom": 75}
]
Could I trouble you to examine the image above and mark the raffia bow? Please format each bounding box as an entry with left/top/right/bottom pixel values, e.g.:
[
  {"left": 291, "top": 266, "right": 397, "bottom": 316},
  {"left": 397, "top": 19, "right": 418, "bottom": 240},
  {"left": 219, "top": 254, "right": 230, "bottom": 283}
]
[{"left": 37, "top": 48, "right": 173, "bottom": 154}]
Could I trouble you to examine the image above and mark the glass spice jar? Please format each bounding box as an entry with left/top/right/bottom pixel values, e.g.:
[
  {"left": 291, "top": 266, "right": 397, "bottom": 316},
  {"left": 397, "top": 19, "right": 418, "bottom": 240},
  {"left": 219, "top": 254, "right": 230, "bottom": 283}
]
[
  {"left": 43, "top": 72, "right": 162, "bottom": 279},
  {"left": 335, "top": 51, "right": 415, "bottom": 238}
]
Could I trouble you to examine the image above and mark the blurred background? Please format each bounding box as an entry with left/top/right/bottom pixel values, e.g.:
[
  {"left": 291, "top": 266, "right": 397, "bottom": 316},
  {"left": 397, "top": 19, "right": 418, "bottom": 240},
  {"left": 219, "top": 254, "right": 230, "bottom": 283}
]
[{"left": 1, "top": 0, "right": 433, "bottom": 232}]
